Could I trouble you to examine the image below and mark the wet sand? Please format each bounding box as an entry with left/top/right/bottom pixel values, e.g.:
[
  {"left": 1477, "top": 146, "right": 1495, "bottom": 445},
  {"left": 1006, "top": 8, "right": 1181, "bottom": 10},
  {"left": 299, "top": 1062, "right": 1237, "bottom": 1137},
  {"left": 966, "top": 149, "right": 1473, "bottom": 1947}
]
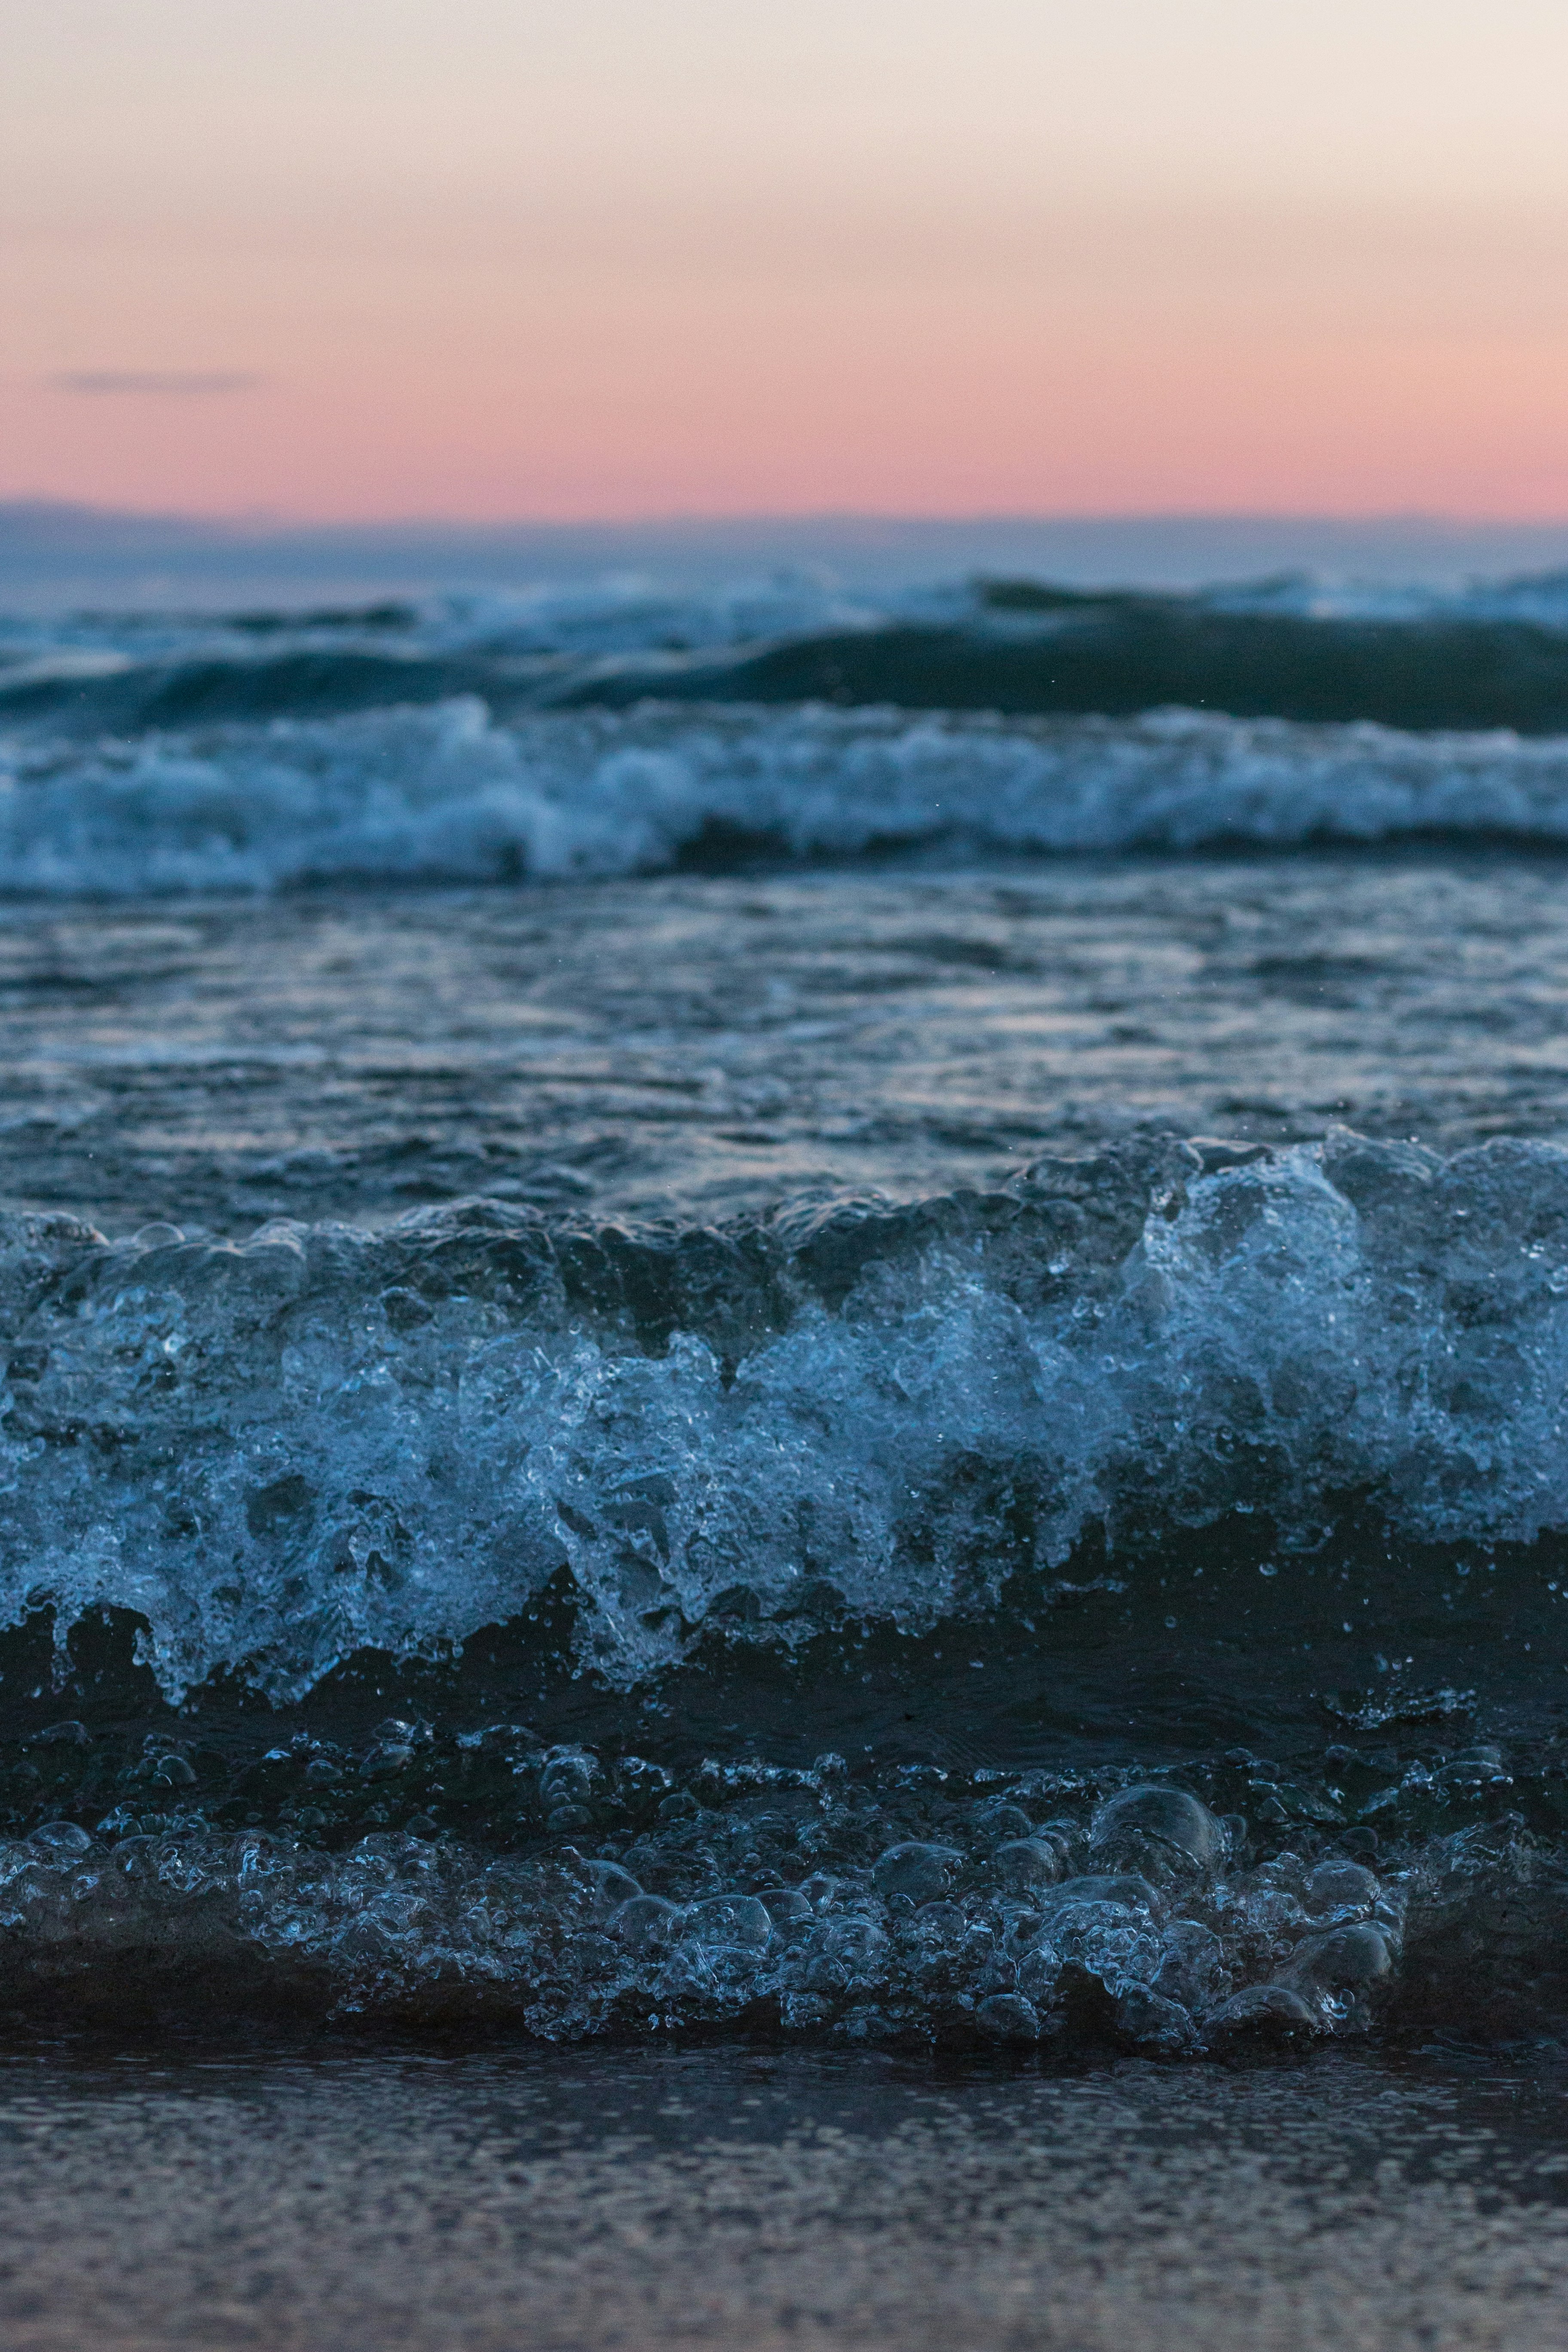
[{"left": 0, "top": 2040, "right": 1565, "bottom": 2350}]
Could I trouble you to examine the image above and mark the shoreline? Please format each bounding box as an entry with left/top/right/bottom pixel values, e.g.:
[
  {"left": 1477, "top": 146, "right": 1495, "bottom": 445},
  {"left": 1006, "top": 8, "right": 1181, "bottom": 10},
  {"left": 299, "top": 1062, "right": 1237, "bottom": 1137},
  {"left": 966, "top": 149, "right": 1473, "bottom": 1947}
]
[{"left": 0, "top": 2038, "right": 1564, "bottom": 2349}]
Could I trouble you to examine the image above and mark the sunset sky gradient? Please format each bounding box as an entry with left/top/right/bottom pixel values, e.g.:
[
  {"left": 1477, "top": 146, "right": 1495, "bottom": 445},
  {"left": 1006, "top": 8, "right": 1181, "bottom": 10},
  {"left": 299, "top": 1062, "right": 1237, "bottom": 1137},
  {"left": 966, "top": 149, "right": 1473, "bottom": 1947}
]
[{"left": 5, "top": 0, "right": 1567, "bottom": 521}]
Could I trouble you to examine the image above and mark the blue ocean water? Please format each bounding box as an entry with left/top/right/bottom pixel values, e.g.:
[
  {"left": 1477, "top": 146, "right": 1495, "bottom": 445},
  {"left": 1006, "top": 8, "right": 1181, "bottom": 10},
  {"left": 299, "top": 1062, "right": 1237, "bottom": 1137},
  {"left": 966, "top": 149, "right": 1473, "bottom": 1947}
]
[{"left": 2, "top": 564, "right": 1568, "bottom": 2051}]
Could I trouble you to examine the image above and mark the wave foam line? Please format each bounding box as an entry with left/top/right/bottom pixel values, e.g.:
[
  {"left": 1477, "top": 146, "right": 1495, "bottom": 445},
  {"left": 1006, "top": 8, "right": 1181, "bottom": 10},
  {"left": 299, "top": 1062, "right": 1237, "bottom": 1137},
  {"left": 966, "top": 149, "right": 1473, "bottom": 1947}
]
[
  {"left": 5, "top": 700, "right": 1568, "bottom": 895},
  {"left": 6, "top": 1132, "right": 1568, "bottom": 1700}
]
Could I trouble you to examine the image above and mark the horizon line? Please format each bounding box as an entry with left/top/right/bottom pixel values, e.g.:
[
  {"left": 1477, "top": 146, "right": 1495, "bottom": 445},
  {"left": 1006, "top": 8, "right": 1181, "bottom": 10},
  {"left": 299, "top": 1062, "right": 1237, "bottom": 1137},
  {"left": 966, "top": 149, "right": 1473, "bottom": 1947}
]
[{"left": 7, "top": 498, "right": 1568, "bottom": 536}]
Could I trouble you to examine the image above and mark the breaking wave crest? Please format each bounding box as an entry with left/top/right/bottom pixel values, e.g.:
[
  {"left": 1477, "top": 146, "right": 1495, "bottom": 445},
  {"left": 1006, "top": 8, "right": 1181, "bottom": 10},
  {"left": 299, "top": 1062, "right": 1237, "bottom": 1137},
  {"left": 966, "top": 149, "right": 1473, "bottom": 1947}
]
[
  {"left": 8, "top": 699, "right": 1568, "bottom": 894},
  {"left": 8, "top": 1128, "right": 1568, "bottom": 1699},
  {"left": 14, "top": 573, "right": 1568, "bottom": 737}
]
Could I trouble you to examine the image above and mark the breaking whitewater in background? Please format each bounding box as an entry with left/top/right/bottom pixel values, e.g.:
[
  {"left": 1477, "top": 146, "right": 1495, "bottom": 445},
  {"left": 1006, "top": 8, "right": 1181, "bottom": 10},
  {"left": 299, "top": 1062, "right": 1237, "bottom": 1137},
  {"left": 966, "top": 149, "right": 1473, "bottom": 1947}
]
[
  {"left": 3, "top": 560, "right": 1568, "bottom": 2051},
  {"left": 13, "top": 569, "right": 1568, "bottom": 889}
]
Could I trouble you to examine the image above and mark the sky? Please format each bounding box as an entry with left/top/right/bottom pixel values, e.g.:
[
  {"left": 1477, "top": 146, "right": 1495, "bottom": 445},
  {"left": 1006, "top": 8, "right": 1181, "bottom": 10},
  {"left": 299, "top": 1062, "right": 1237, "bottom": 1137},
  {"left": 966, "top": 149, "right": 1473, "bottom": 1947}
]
[{"left": 4, "top": 0, "right": 1568, "bottom": 523}]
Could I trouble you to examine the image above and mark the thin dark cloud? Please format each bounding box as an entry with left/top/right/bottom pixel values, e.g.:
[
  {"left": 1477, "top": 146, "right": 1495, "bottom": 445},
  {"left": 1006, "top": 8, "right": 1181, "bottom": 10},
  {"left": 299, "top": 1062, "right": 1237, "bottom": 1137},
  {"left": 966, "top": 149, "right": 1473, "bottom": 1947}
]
[{"left": 50, "top": 371, "right": 268, "bottom": 397}]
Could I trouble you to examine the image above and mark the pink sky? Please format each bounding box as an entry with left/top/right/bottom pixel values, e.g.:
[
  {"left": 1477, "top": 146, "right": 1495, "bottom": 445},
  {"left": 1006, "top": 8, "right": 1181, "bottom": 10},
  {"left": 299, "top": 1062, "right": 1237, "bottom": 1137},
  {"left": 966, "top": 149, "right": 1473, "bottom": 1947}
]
[{"left": 5, "top": 0, "right": 1568, "bottom": 522}]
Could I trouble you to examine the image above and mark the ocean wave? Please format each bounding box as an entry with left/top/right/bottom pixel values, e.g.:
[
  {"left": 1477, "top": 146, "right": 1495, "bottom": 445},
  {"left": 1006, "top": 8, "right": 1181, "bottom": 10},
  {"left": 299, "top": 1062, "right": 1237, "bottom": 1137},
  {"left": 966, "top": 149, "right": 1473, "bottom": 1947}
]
[
  {"left": 612, "top": 604, "right": 1568, "bottom": 735},
  {"left": 0, "top": 574, "right": 907, "bottom": 734},
  {"left": 1194, "top": 564, "right": 1568, "bottom": 628},
  {"left": 12, "top": 574, "right": 1568, "bottom": 738},
  {"left": 0, "top": 569, "right": 901, "bottom": 680},
  {"left": 6, "top": 1133, "right": 1568, "bottom": 2041},
  {"left": 7, "top": 1130, "right": 1568, "bottom": 1702},
  {"left": 6, "top": 699, "right": 1568, "bottom": 894}
]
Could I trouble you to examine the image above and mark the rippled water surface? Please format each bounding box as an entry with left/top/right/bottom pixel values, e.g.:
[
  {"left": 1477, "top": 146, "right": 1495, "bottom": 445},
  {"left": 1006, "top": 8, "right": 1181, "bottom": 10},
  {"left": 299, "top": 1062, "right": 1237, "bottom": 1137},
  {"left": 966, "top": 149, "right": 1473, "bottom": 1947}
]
[{"left": 6, "top": 852, "right": 1568, "bottom": 1233}]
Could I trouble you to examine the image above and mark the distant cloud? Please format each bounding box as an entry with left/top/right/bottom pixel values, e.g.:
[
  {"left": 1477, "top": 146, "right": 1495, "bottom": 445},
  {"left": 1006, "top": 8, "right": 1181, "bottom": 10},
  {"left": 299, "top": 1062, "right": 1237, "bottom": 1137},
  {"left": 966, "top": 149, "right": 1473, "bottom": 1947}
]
[{"left": 50, "top": 371, "right": 267, "bottom": 397}]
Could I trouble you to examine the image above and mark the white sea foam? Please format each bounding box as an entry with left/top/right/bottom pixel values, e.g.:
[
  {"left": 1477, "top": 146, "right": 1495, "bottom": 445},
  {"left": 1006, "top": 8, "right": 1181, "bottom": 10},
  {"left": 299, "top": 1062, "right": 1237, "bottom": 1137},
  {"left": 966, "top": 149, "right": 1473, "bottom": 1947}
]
[
  {"left": 3, "top": 698, "right": 1568, "bottom": 896},
  {"left": 5, "top": 1134, "right": 1568, "bottom": 1702},
  {"left": 0, "top": 570, "right": 910, "bottom": 686},
  {"left": 1204, "top": 567, "right": 1568, "bottom": 628},
  {"left": 6, "top": 561, "right": 1568, "bottom": 677}
]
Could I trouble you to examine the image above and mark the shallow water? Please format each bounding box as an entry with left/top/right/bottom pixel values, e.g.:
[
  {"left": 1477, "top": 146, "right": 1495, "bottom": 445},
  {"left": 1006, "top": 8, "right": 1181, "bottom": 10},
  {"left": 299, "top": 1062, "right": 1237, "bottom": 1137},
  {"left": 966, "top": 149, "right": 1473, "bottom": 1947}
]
[
  {"left": 0, "top": 858, "right": 1567, "bottom": 2054},
  {"left": 7, "top": 852, "right": 1568, "bottom": 1235},
  {"left": 4, "top": 576, "right": 1568, "bottom": 2078}
]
